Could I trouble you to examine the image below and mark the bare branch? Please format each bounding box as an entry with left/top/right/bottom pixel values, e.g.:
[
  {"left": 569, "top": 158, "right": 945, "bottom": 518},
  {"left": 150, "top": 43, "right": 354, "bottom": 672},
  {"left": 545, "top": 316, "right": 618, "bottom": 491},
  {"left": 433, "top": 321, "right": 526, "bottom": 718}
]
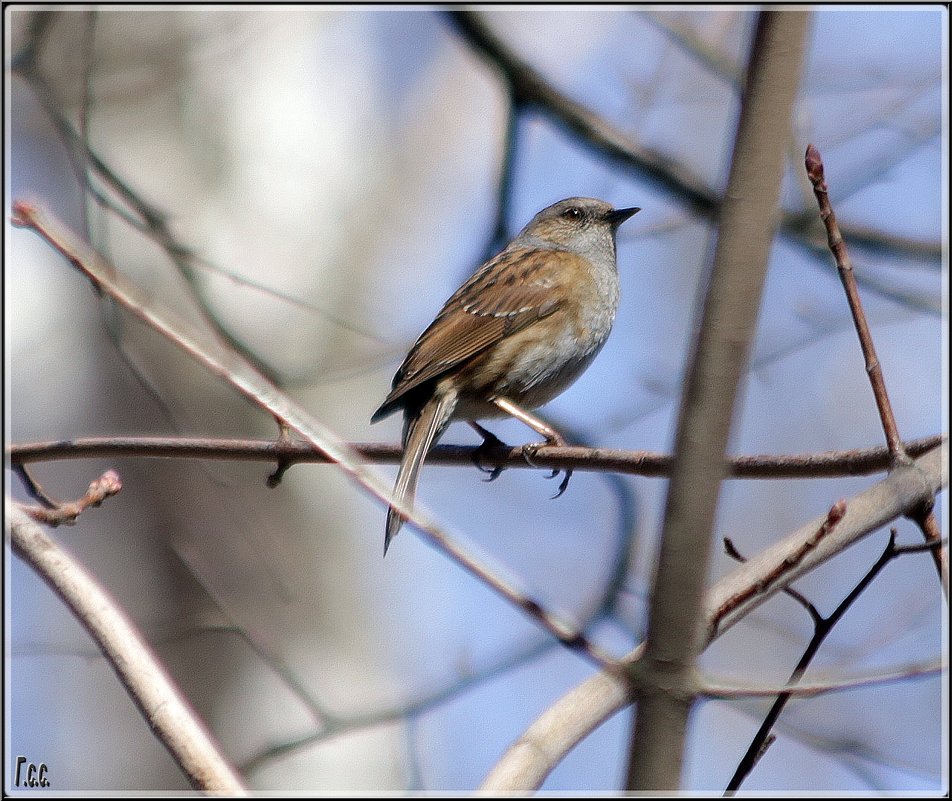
[
  {"left": 626, "top": 10, "right": 811, "bottom": 790},
  {"left": 806, "top": 143, "right": 948, "bottom": 595},
  {"left": 445, "top": 10, "right": 941, "bottom": 266},
  {"left": 479, "top": 445, "right": 945, "bottom": 792},
  {"left": 10, "top": 434, "right": 944, "bottom": 479},
  {"left": 701, "top": 658, "right": 945, "bottom": 699},
  {"left": 6, "top": 501, "right": 247, "bottom": 795},
  {"left": 445, "top": 9, "right": 718, "bottom": 215},
  {"left": 806, "top": 145, "right": 907, "bottom": 464},
  {"left": 11, "top": 200, "right": 619, "bottom": 675}
]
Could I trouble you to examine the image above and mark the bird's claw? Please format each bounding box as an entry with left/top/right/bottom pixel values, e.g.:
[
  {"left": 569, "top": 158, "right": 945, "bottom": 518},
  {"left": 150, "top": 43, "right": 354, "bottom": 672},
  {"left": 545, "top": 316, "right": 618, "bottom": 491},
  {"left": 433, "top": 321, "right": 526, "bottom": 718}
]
[
  {"left": 552, "top": 468, "right": 572, "bottom": 498},
  {"left": 476, "top": 462, "right": 505, "bottom": 483},
  {"left": 522, "top": 442, "right": 573, "bottom": 498}
]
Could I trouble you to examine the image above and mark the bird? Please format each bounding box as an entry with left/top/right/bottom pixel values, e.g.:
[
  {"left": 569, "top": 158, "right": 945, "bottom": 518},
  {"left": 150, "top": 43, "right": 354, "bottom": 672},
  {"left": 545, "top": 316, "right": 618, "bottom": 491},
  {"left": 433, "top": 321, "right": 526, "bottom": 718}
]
[{"left": 371, "top": 197, "right": 639, "bottom": 554}]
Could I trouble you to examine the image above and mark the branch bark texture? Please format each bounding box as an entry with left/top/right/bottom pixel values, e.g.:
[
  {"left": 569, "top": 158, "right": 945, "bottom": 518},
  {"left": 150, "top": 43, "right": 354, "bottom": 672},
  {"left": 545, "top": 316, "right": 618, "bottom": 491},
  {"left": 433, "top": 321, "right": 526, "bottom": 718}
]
[{"left": 623, "top": 9, "right": 811, "bottom": 790}]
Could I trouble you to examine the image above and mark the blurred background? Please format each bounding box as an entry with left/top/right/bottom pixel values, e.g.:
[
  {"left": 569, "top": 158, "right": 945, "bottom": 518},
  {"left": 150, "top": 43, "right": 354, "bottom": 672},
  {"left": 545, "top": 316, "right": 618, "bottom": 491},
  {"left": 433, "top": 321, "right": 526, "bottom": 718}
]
[{"left": 6, "top": 6, "right": 946, "bottom": 792}]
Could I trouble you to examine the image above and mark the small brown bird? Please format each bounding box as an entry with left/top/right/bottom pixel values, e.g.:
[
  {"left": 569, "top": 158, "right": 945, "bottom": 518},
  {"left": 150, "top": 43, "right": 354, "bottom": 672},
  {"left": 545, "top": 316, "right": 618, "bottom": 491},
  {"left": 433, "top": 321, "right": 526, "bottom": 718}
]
[{"left": 372, "top": 197, "right": 639, "bottom": 553}]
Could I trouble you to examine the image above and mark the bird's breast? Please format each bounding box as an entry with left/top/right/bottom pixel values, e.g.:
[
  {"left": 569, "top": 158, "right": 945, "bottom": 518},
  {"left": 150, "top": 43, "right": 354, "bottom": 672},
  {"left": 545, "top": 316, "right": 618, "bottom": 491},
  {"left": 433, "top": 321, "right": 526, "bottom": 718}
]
[{"left": 459, "top": 301, "right": 616, "bottom": 415}]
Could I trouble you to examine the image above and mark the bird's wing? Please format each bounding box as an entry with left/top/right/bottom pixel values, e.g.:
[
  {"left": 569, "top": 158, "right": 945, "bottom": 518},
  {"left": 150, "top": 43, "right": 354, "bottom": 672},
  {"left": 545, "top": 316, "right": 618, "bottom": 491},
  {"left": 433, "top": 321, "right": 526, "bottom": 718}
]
[{"left": 372, "top": 248, "right": 583, "bottom": 420}]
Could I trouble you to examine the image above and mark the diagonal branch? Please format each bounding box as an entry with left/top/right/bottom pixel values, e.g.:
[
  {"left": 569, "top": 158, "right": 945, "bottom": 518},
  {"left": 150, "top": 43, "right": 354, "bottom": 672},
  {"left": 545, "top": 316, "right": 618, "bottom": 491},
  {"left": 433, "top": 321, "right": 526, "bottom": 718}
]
[
  {"left": 445, "top": 10, "right": 940, "bottom": 266},
  {"left": 445, "top": 9, "right": 716, "bottom": 215},
  {"left": 479, "top": 437, "right": 945, "bottom": 792},
  {"left": 806, "top": 143, "right": 948, "bottom": 596},
  {"left": 6, "top": 501, "right": 247, "bottom": 795},
  {"left": 11, "top": 200, "right": 619, "bottom": 674}
]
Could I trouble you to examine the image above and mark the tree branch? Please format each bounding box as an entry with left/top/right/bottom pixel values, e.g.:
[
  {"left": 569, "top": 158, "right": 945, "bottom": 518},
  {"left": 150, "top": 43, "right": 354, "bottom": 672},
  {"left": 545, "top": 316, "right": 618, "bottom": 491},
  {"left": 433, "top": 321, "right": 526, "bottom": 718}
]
[
  {"left": 626, "top": 10, "right": 811, "bottom": 790},
  {"left": 444, "top": 10, "right": 940, "bottom": 265},
  {"left": 479, "top": 424, "right": 945, "bottom": 792},
  {"left": 806, "top": 143, "right": 948, "bottom": 596},
  {"left": 6, "top": 501, "right": 247, "bottom": 794},
  {"left": 10, "top": 200, "right": 619, "bottom": 675},
  {"left": 9, "top": 435, "right": 944, "bottom": 479}
]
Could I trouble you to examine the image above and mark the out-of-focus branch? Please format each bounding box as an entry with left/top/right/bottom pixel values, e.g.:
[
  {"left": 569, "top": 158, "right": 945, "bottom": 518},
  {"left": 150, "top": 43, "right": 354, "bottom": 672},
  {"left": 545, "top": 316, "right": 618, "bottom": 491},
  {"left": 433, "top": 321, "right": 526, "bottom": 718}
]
[
  {"left": 11, "top": 200, "right": 619, "bottom": 674},
  {"left": 444, "top": 10, "right": 941, "bottom": 266},
  {"left": 626, "top": 10, "right": 810, "bottom": 791},
  {"left": 445, "top": 9, "right": 716, "bottom": 214},
  {"left": 6, "top": 501, "right": 248, "bottom": 795},
  {"left": 639, "top": 9, "right": 745, "bottom": 91},
  {"left": 484, "top": 87, "right": 522, "bottom": 260},
  {"left": 701, "top": 657, "right": 945, "bottom": 699},
  {"left": 12, "top": 31, "right": 287, "bottom": 382}
]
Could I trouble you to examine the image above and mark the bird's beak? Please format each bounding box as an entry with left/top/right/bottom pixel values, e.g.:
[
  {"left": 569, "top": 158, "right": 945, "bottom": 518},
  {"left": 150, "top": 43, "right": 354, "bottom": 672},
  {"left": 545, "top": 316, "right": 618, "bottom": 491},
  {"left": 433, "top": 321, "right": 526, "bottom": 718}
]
[{"left": 608, "top": 207, "right": 641, "bottom": 228}]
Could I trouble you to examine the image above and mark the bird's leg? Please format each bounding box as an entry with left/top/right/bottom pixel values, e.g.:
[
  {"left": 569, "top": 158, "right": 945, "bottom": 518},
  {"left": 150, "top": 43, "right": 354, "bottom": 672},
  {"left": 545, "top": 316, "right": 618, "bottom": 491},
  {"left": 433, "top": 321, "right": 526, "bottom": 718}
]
[
  {"left": 469, "top": 421, "right": 509, "bottom": 482},
  {"left": 490, "top": 397, "right": 572, "bottom": 497}
]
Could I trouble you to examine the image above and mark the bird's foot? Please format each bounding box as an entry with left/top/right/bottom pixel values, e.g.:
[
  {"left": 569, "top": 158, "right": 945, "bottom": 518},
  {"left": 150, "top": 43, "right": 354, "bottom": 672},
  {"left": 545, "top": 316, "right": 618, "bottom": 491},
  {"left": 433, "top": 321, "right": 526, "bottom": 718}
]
[
  {"left": 522, "top": 441, "right": 572, "bottom": 498},
  {"left": 470, "top": 422, "right": 509, "bottom": 483}
]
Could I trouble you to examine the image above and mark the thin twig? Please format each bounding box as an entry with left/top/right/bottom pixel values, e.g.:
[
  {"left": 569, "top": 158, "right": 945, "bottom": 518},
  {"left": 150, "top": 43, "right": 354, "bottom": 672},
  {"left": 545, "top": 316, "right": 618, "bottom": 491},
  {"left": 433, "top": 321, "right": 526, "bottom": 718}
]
[
  {"left": 12, "top": 463, "right": 60, "bottom": 509},
  {"left": 712, "top": 501, "right": 846, "bottom": 635},
  {"left": 805, "top": 143, "right": 948, "bottom": 596},
  {"left": 723, "top": 537, "right": 820, "bottom": 623},
  {"left": 19, "top": 470, "right": 122, "bottom": 527},
  {"left": 724, "top": 529, "right": 942, "bottom": 793},
  {"left": 8, "top": 434, "right": 944, "bottom": 479},
  {"left": 805, "top": 145, "right": 908, "bottom": 466}
]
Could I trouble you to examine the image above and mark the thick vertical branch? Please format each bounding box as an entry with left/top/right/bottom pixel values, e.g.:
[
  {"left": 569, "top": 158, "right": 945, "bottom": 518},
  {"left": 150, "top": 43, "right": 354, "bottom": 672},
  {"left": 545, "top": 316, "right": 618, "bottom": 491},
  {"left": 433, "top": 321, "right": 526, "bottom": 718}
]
[{"left": 625, "top": 10, "right": 811, "bottom": 790}]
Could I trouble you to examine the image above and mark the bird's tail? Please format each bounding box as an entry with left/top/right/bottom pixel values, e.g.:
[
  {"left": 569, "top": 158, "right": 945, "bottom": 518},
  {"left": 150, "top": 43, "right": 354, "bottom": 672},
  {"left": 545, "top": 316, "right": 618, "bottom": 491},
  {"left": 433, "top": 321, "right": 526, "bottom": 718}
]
[{"left": 385, "top": 391, "right": 456, "bottom": 555}]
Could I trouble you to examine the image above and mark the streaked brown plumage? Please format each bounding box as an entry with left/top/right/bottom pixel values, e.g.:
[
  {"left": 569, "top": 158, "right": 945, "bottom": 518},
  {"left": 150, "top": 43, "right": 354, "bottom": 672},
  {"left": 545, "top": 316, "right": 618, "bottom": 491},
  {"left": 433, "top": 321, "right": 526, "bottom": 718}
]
[{"left": 372, "top": 197, "right": 639, "bottom": 553}]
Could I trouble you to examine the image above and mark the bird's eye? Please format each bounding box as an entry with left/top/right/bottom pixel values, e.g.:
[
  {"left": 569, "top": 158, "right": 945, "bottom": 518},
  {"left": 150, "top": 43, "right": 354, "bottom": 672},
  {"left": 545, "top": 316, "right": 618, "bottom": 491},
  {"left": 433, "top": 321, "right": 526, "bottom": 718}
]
[{"left": 562, "top": 207, "right": 583, "bottom": 221}]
